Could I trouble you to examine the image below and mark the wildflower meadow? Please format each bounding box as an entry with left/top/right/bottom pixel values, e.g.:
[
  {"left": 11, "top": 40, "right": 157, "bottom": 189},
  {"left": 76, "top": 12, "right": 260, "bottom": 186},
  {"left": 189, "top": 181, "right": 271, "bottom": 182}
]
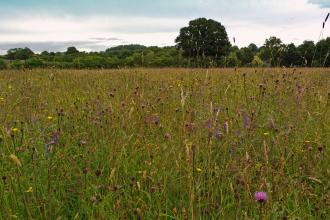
[{"left": 0, "top": 68, "right": 329, "bottom": 219}]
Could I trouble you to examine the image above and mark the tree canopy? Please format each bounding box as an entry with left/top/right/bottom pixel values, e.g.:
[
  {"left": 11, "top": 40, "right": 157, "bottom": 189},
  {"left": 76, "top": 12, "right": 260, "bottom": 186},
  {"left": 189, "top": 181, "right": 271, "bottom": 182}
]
[
  {"left": 6, "top": 47, "right": 34, "bottom": 60},
  {"left": 175, "top": 18, "right": 231, "bottom": 66}
]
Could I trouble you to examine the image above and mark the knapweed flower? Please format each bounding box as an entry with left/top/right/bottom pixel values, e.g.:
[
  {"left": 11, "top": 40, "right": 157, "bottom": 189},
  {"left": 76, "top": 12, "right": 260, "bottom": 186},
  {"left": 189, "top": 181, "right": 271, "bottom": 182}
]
[
  {"left": 206, "top": 119, "right": 212, "bottom": 129},
  {"left": 223, "top": 121, "right": 229, "bottom": 134},
  {"left": 244, "top": 115, "right": 249, "bottom": 127},
  {"left": 255, "top": 191, "right": 267, "bottom": 203},
  {"left": 151, "top": 115, "right": 159, "bottom": 125},
  {"left": 214, "top": 127, "right": 222, "bottom": 140}
]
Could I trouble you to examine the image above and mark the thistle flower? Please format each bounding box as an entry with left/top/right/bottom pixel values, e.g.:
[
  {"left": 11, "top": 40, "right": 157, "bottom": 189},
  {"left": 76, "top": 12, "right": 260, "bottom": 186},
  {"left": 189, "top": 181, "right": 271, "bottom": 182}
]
[{"left": 255, "top": 191, "right": 267, "bottom": 203}]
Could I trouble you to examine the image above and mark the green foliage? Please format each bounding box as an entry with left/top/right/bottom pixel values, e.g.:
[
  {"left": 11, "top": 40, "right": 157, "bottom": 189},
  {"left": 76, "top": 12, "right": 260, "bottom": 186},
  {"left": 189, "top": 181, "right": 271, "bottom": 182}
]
[
  {"left": 252, "top": 55, "right": 264, "bottom": 67},
  {"left": 298, "top": 41, "right": 315, "bottom": 67},
  {"left": 315, "top": 38, "right": 330, "bottom": 67},
  {"left": 25, "top": 57, "right": 44, "bottom": 68},
  {"left": 10, "top": 60, "right": 24, "bottom": 69},
  {"left": 282, "top": 43, "right": 303, "bottom": 67},
  {"left": 227, "top": 50, "right": 240, "bottom": 67},
  {"left": 237, "top": 47, "right": 255, "bottom": 66},
  {"left": 259, "top": 36, "right": 286, "bottom": 67},
  {"left": 74, "top": 55, "right": 107, "bottom": 68},
  {"left": 0, "top": 58, "right": 7, "bottom": 70}
]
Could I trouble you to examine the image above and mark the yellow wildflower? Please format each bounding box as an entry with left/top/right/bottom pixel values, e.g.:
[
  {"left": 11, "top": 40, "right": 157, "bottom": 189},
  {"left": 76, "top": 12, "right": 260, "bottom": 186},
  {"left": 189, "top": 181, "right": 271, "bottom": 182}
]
[
  {"left": 25, "top": 187, "right": 33, "bottom": 193},
  {"left": 47, "top": 116, "right": 53, "bottom": 120},
  {"left": 196, "top": 168, "right": 202, "bottom": 172},
  {"left": 11, "top": 128, "right": 18, "bottom": 132},
  {"left": 263, "top": 132, "right": 269, "bottom": 136}
]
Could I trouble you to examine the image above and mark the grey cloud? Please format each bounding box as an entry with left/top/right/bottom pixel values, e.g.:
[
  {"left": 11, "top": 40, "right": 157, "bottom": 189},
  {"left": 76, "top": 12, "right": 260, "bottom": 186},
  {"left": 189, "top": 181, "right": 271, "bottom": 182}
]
[
  {"left": 0, "top": 26, "right": 40, "bottom": 35},
  {"left": 89, "top": 37, "right": 122, "bottom": 41},
  {"left": 109, "top": 25, "right": 180, "bottom": 34},
  {"left": 0, "top": 40, "right": 122, "bottom": 53}
]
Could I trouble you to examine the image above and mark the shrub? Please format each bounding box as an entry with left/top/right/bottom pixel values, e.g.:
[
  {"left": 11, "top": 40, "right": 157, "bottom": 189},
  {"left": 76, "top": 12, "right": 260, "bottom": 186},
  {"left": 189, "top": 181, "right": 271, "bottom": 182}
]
[{"left": 0, "top": 58, "right": 7, "bottom": 70}]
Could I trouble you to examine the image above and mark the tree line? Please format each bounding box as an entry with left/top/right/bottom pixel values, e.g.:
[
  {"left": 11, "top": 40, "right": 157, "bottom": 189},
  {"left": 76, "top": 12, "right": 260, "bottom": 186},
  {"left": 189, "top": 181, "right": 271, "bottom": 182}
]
[{"left": 0, "top": 18, "right": 330, "bottom": 69}]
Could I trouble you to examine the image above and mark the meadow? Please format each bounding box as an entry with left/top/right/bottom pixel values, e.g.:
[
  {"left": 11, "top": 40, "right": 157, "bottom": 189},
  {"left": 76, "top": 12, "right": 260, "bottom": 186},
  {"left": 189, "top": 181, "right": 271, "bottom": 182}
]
[{"left": 0, "top": 68, "right": 329, "bottom": 219}]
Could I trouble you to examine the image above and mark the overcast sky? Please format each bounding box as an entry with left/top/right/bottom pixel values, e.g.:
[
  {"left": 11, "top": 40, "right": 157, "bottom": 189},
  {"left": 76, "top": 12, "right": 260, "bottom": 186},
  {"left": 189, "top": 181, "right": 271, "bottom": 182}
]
[{"left": 0, "top": 0, "right": 329, "bottom": 54}]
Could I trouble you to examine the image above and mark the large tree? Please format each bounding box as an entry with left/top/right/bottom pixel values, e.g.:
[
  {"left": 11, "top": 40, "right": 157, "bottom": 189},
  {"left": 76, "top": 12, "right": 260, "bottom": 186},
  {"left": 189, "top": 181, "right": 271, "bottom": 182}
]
[
  {"left": 298, "top": 41, "right": 315, "bottom": 67},
  {"left": 259, "top": 36, "right": 286, "bottom": 66},
  {"left": 65, "top": 47, "right": 80, "bottom": 55},
  {"left": 282, "top": 43, "right": 303, "bottom": 67},
  {"left": 175, "top": 18, "right": 231, "bottom": 66},
  {"left": 314, "top": 37, "right": 330, "bottom": 67},
  {"left": 6, "top": 47, "right": 34, "bottom": 60}
]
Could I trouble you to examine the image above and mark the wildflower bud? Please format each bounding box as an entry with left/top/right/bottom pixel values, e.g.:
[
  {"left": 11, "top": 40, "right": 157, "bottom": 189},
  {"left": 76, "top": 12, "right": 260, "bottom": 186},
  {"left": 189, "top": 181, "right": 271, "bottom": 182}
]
[
  {"left": 95, "top": 169, "right": 102, "bottom": 177},
  {"left": 164, "top": 133, "right": 171, "bottom": 140}
]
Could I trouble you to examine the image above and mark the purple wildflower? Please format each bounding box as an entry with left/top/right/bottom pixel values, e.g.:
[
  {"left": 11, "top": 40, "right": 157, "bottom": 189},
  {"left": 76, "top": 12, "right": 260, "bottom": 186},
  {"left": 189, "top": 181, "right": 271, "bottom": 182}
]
[
  {"left": 214, "top": 127, "right": 221, "bottom": 140},
  {"left": 244, "top": 115, "right": 249, "bottom": 127},
  {"left": 206, "top": 119, "right": 212, "bottom": 129},
  {"left": 151, "top": 115, "right": 159, "bottom": 125},
  {"left": 223, "top": 121, "right": 229, "bottom": 134},
  {"left": 230, "top": 147, "right": 235, "bottom": 155},
  {"left": 48, "top": 129, "right": 61, "bottom": 146},
  {"left": 255, "top": 191, "right": 267, "bottom": 203},
  {"left": 234, "top": 129, "right": 241, "bottom": 137}
]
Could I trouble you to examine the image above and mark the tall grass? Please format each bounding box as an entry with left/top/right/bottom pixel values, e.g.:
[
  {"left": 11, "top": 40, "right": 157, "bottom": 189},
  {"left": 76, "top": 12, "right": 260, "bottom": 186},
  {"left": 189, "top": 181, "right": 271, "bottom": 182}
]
[{"left": 0, "top": 68, "right": 329, "bottom": 219}]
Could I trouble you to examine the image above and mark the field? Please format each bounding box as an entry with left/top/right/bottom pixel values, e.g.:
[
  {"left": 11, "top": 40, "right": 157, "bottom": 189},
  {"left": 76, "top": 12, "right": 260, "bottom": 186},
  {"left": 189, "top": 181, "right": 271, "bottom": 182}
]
[{"left": 0, "top": 68, "right": 329, "bottom": 219}]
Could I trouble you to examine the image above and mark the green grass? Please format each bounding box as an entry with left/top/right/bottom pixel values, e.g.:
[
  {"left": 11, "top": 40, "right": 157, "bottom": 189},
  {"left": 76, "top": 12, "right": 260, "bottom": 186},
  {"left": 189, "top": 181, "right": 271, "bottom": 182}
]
[{"left": 0, "top": 68, "right": 329, "bottom": 219}]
